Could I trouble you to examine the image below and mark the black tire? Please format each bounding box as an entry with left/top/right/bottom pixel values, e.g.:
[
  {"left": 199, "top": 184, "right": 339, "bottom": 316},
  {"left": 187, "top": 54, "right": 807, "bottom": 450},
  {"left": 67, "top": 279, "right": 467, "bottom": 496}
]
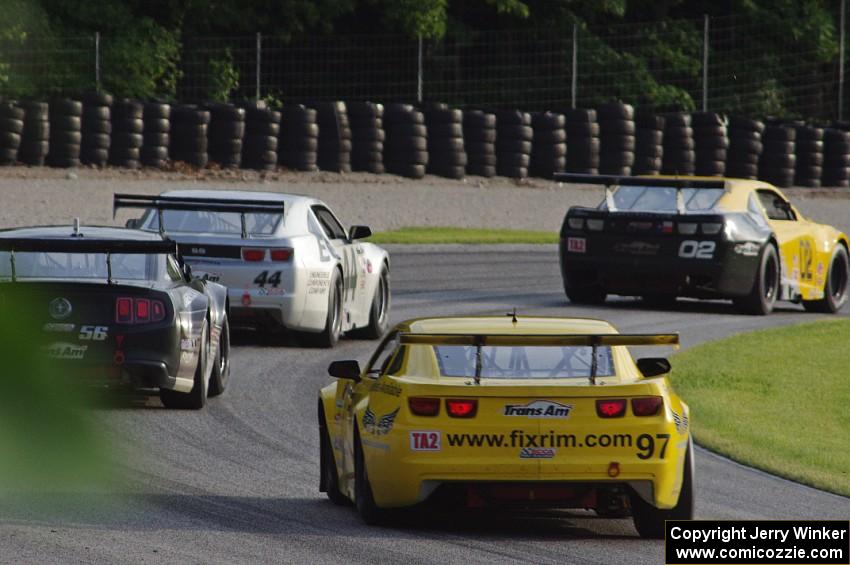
[
  {"left": 319, "top": 403, "right": 351, "bottom": 506},
  {"left": 564, "top": 277, "right": 607, "bottom": 305},
  {"left": 160, "top": 322, "right": 209, "bottom": 409},
  {"left": 803, "top": 245, "right": 849, "bottom": 313},
  {"left": 312, "top": 270, "right": 342, "bottom": 348},
  {"left": 355, "top": 433, "right": 391, "bottom": 525},
  {"left": 734, "top": 243, "right": 780, "bottom": 315},
  {"left": 631, "top": 440, "right": 694, "bottom": 538},
  {"left": 208, "top": 317, "right": 230, "bottom": 397}
]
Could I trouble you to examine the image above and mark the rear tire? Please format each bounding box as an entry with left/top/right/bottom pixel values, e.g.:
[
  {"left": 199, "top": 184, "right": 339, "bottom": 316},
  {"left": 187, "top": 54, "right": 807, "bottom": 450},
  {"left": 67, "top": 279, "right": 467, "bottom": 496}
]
[
  {"left": 208, "top": 317, "right": 230, "bottom": 397},
  {"left": 564, "top": 281, "right": 607, "bottom": 305},
  {"left": 160, "top": 323, "right": 208, "bottom": 409},
  {"left": 355, "top": 434, "right": 392, "bottom": 525},
  {"left": 310, "top": 270, "right": 343, "bottom": 348},
  {"left": 631, "top": 440, "right": 694, "bottom": 538},
  {"left": 803, "top": 245, "right": 849, "bottom": 313},
  {"left": 352, "top": 268, "right": 390, "bottom": 339},
  {"left": 641, "top": 294, "right": 678, "bottom": 308},
  {"left": 319, "top": 404, "right": 350, "bottom": 506},
  {"left": 733, "top": 243, "right": 779, "bottom": 315}
]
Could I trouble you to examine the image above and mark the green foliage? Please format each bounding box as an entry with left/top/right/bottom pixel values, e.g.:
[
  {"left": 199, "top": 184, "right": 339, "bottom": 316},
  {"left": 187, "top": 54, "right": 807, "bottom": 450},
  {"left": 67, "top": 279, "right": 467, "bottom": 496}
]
[
  {"left": 204, "top": 48, "right": 240, "bottom": 102},
  {"left": 101, "top": 21, "right": 182, "bottom": 99}
]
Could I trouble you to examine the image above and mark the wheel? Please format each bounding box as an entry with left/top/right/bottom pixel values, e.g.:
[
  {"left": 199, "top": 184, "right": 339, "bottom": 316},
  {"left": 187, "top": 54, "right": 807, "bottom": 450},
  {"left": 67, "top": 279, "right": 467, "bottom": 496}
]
[
  {"left": 319, "top": 404, "right": 351, "bottom": 506},
  {"left": 631, "top": 440, "right": 694, "bottom": 538},
  {"left": 352, "top": 268, "right": 390, "bottom": 339},
  {"left": 641, "top": 294, "right": 678, "bottom": 308},
  {"left": 354, "top": 434, "right": 391, "bottom": 525},
  {"left": 563, "top": 271, "right": 607, "bottom": 305},
  {"left": 310, "top": 270, "right": 343, "bottom": 348},
  {"left": 803, "top": 245, "right": 849, "bottom": 313},
  {"left": 208, "top": 316, "right": 230, "bottom": 397},
  {"left": 160, "top": 323, "right": 209, "bottom": 409},
  {"left": 734, "top": 243, "right": 779, "bottom": 315}
]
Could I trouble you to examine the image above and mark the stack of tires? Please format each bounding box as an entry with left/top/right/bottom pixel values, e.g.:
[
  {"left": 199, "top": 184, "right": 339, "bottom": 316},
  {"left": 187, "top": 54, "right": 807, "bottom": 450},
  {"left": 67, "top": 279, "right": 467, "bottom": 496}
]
[
  {"left": 80, "top": 92, "right": 112, "bottom": 168},
  {"left": 170, "top": 105, "right": 210, "bottom": 168},
  {"left": 529, "top": 111, "right": 567, "bottom": 179},
  {"left": 109, "top": 99, "right": 143, "bottom": 169},
  {"left": 823, "top": 128, "right": 850, "bottom": 187},
  {"left": 312, "top": 101, "right": 352, "bottom": 173},
  {"left": 793, "top": 125, "right": 824, "bottom": 187},
  {"left": 47, "top": 98, "right": 83, "bottom": 168},
  {"left": 279, "top": 105, "right": 319, "bottom": 172},
  {"left": 632, "top": 109, "right": 664, "bottom": 175},
  {"left": 597, "top": 102, "right": 635, "bottom": 176},
  {"left": 240, "top": 103, "right": 280, "bottom": 171},
  {"left": 384, "top": 104, "right": 427, "bottom": 179},
  {"left": 758, "top": 125, "right": 796, "bottom": 188},
  {"left": 347, "top": 101, "right": 384, "bottom": 174},
  {"left": 725, "top": 117, "right": 764, "bottom": 180},
  {"left": 0, "top": 102, "right": 25, "bottom": 166},
  {"left": 207, "top": 103, "right": 245, "bottom": 168},
  {"left": 424, "top": 104, "right": 466, "bottom": 180},
  {"left": 18, "top": 101, "right": 49, "bottom": 166},
  {"left": 141, "top": 102, "right": 171, "bottom": 169},
  {"left": 564, "top": 109, "right": 599, "bottom": 174},
  {"left": 463, "top": 109, "right": 496, "bottom": 177},
  {"left": 495, "top": 110, "right": 532, "bottom": 179},
  {"left": 661, "top": 113, "right": 695, "bottom": 175},
  {"left": 692, "top": 112, "right": 728, "bottom": 177}
]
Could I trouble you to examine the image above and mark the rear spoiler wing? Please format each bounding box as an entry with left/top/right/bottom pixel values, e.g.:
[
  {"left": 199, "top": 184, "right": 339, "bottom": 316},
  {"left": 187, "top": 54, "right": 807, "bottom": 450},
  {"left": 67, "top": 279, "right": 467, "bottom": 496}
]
[
  {"left": 0, "top": 237, "right": 178, "bottom": 284},
  {"left": 399, "top": 332, "right": 679, "bottom": 385},
  {"left": 553, "top": 173, "right": 727, "bottom": 214},
  {"left": 113, "top": 194, "right": 285, "bottom": 238}
]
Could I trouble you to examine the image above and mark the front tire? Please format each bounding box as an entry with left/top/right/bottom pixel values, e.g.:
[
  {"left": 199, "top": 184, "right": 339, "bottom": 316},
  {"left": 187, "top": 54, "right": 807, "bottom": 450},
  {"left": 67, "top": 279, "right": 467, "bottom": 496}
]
[
  {"left": 631, "top": 440, "right": 694, "bottom": 538},
  {"left": 734, "top": 243, "right": 779, "bottom": 315},
  {"left": 160, "top": 322, "right": 209, "bottom": 409},
  {"left": 803, "top": 245, "right": 849, "bottom": 313},
  {"left": 208, "top": 317, "right": 230, "bottom": 397}
]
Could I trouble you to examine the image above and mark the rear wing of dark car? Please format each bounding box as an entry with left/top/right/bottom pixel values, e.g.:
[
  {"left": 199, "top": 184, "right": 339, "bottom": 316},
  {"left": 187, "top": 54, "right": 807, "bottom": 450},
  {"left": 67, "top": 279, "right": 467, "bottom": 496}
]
[{"left": 114, "top": 194, "right": 285, "bottom": 238}]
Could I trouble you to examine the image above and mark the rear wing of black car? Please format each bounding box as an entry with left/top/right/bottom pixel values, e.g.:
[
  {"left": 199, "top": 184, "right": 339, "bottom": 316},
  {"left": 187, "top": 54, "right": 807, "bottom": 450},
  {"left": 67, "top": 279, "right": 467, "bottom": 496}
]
[
  {"left": 399, "top": 332, "right": 679, "bottom": 384},
  {"left": 114, "top": 194, "right": 285, "bottom": 238},
  {"left": 0, "top": 237, "right": 178, "bottom": 283}
]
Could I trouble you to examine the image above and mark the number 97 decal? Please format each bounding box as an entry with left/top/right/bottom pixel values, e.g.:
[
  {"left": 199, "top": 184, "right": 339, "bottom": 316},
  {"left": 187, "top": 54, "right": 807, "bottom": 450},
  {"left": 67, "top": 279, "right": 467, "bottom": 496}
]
[{"left": 678, "top": 240, "right": 716, "bottom": 259}]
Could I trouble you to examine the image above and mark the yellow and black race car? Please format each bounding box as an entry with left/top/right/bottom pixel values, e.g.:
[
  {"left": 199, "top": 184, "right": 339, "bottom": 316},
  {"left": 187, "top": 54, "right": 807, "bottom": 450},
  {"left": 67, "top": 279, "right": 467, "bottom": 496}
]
[
  {"left": 556, "top": 174, "right": 849, "bottom": 315},
  {"left": 318, "top": 315, "right": 691, "bottom": 538}
]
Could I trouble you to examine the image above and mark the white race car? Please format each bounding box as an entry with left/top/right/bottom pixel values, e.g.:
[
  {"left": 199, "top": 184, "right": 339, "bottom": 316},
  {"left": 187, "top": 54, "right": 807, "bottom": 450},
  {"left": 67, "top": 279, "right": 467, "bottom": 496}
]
[{"left": 116, "top": 190, "right": 390, "bottom": 346}]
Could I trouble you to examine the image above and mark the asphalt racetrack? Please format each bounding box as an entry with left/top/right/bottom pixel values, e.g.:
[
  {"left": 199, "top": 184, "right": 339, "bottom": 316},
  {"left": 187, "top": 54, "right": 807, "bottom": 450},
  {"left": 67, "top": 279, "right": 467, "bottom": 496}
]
[{"left": 2, "top": 244, "right": 849, "bottom": 565}]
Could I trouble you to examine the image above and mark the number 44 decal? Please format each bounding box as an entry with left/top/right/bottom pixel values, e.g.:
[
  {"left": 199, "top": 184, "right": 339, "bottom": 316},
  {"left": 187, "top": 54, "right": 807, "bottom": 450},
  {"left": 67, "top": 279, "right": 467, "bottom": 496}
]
[{"left": 254, "top": 271, "right": 282, "bottom": 288}]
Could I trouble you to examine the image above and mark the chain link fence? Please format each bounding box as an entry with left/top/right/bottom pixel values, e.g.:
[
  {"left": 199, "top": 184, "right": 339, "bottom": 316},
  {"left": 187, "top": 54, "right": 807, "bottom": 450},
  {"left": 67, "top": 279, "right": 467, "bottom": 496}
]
[{"left": 0, "top": 14, "right": 847, "bottom": 121}]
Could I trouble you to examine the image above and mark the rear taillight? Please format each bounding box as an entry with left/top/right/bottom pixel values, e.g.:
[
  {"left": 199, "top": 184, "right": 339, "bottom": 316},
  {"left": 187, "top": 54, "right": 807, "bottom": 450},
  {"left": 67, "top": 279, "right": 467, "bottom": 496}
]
[
  {"left": 567, "top": 217, "right": 584, "bottom": 230},
  {"left": 586, "top": 218, "right": 604, "bottom": 231},
  {"left": 241, "top": 248, "right": 265, "bottom": 262},
  {"left": 270, "top": 248, "right": 293, "bottom": 261},
  {"left": 446, "top": 399, "right": 478, "bottom": 418},
  {"left": 631, "top": 397, "right": 663, "bottom": 416},
  {"left": 115, "top": 297, "right": 166, "bottom": 324},
  {"left": 408, "top": 397, "right": 440, "bottom": 416},
  {"left": 596, "top": 399, "right": 627, "bottom": 418},
  {"left": 678, "top": 222, "right": 698, "bottom": 235},
  {"left": 701, "top": 222, "right": 723, "bottom": 235}
]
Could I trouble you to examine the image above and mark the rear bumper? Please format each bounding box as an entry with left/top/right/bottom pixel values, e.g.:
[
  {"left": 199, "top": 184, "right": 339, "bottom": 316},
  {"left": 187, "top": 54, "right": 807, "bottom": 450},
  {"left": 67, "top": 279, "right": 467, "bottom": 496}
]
[{"left": 57, "top": 360, "right": 177, "bottom": 391}]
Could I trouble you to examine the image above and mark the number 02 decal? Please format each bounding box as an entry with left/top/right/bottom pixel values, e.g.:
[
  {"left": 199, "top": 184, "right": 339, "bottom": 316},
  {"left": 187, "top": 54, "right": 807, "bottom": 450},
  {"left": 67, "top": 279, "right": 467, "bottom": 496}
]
[{"left": 679, "top": 240, "right": 716, "bottom": 259}]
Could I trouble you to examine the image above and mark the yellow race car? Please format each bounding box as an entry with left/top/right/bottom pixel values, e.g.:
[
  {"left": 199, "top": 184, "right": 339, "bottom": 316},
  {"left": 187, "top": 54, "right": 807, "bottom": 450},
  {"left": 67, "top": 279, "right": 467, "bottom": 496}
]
[{"left": 318, "top": 315, "right": 692, "bottom": 538}]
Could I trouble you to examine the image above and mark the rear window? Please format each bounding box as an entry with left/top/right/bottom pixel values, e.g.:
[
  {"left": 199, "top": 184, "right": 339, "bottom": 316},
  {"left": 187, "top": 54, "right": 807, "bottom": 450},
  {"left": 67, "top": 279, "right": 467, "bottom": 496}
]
[
  {"left": 0, "top": 252, "right": 163, "bottom": 281},
  {"left": 604, "top": 186, "right": 724, "bottom": 213},
  {"left": 147, "top": 210, "right": 281, "bottom": 236},
  {"left": 434, "top": 345, "right": 614, "bottom": 379}
]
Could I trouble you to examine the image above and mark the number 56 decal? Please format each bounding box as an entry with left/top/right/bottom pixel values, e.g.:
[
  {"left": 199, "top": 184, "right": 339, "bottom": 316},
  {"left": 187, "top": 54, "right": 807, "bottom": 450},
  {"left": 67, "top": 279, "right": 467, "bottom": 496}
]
[{"left": 679, "top": 240, "right": 716, "bottom": 259}]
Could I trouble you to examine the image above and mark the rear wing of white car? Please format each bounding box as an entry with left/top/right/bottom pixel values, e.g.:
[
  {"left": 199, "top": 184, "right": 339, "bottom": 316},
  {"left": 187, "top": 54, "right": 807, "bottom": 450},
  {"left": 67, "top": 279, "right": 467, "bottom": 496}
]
[{"left": 114, "top": 194, "right": 285, "bottom": 238}]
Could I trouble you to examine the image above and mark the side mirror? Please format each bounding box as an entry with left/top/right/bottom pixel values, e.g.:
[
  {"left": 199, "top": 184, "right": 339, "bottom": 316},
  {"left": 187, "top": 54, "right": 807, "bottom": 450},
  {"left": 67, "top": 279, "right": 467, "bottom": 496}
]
[
  {"left": 636, "top": 357, "right": 671, "bottom": 378},
  {"left": 328, "top": 360, "right": 361, "bottom": 381},
  {"left": 125, "top": 218, "right": 140, "bottom": 229},
  {"left": 349, "top": 225, "right": 372, "bottom": 240}
]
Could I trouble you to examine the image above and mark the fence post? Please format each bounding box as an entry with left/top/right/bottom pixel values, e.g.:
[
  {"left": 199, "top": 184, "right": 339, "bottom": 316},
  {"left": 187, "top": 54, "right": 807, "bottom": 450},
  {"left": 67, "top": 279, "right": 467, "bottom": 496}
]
[
  {"left": 702, "top": 15, "right": 709, "bottom": 112},
  {"left": 256, "top": 32, "right": 262, "bottom": 101},
  {"left": 838, "top": 0, "right": 846, "bottom": 121},
  {"left": 95, "top": 31, "right": 101, "bottom": 91},
  {"left": 417, "top": 34, "right": 423, "bottom": 103},
  {"left": 571, "top": 24, "right": 577, "bottom": 109}
]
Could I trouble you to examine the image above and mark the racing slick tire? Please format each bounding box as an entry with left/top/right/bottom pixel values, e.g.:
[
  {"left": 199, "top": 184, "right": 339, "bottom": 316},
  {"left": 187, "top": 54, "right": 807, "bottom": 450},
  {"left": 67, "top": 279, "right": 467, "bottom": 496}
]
[
  {"left": 160, "top": 323, "right": 209, "bottom": 409},
  {"left": 319, "top": 403, "right": 351, "bottom": 506},
  {"left": 354, "top": 433, "right": 393, "bottom": 525},
  {"left": 563, "top": 272, "right": 607, "bottom": 304},
  {"left": 208, "top": 316, "right": 230, "bottom": 397},
  {"left": 310, "top": 270, "right": 343, "bottom": 348},
  {"left": 351, "top": 268, "right": 390, "bottom": 339},
  {"left": 803, "top": 245, "right": 849, "bottom": 313},
  {"left": 734, "top": 243, "right": 779, "bottom": 315},
  {"left": 641, "top": 293, "right": 678, "bottom": 308},
  {"left": 631, "top": 440, "right": 694, "bottom": 539}
]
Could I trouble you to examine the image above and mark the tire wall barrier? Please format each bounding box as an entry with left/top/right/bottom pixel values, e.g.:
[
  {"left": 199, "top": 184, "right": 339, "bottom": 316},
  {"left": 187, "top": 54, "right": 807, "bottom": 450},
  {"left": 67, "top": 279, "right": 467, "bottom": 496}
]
[
  {"left": 424, "top": 103, "right": 466, "bottom": 180},
  {"left": 279, "top": 104, "right": 319, "bottom": 172},
  {"left": 142, "top": 101, "right": 171, "bottom": 169},
  {"left": 633, "top": 109, "right": 664, "bottom": 175},
  {"left": 384, "top": 103, "right": 427, "bottom": 179},
  {"left": 463, "top": 109, "right": 496, "bottom": 178},
  {"left": 692, "top": 112, "right": 728, "bottom": 177},
  {"left": 109, "top": 98, "right": 143, "bottom": 169},
  {"left": 597, "top": 102, "right": 635, "bottom": 176},
  {"left": 564, "top": 108, "right": 599, "bottom": 174},
  {"left": 170, "top": 104, "right": 210, "bottom": 168},
  {"left": 348, "top": 101, "right": 385, "bottom": 174},
  {"left": 207, "top": 103, "right": 245, "bottom": 168},
  {"left": 19, "top": 101, "right": 48, "bottom": 166},
  {"left": 48, "top": 98, "right": 83, "bottom": 168},
  {"left": 0, "top": 102, "right": 25, "bottom": 166},
  {"left": 758, "top": 124, "right": 796, "bottom": 188},
  {"left": 312, "top": 101, "right": 352, "bottom": 173},
  {"left": 661, "top": 112, "right": 695, "bottom": 175},
  {"left": 80, "top": 92, "right": 112, "bottom": 168},
  {"left": 240, "top": 101, "right": 280, "bottom": 171},
  {"left": 726, "top": 116, "right": 764, "bottom": 180},
  {"left": 529, "top": 111, "right": 566, "bottom": 179},
  {"left": 496, "top": 110, "right": 532, "bottom": 179},
  {"left": 823, "top": 127, "right": 850, "bottom": 188}
]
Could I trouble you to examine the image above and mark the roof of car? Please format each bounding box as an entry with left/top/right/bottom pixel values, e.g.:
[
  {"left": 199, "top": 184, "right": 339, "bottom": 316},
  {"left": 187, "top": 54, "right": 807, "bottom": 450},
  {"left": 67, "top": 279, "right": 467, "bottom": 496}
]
[
  {"left": 0, "top": 225, "right": 164, "bottom": 240},
  {"left": 399, "top": 315, "right": 618, "bottom": 335},
  {"left": 160, "top": 189, "right": 317, "bottom": 206}
]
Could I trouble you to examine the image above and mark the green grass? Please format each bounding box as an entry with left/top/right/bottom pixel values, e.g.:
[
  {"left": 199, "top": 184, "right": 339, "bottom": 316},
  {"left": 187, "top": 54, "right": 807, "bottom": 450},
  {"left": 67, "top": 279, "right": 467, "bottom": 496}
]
[
  {"left": 670, "top": 319, "right": 850, "bottom": 497},
  {"left": 368, "top": 227, "right": 559, "bottom": 244}
]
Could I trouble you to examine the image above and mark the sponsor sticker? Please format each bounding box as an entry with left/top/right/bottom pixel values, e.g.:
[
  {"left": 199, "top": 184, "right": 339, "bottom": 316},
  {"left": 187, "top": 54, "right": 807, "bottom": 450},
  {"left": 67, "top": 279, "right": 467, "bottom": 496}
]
[
  {"left": 370, "top": 381, "right": 402, "bottom": 397},
  {"left": 43, "top": 323, "right": 75, "bottom": 333},
  {"left": 410, "top": 430, "right": 441, "bottom": 451},
  {"left": 362, "top": 406, "right": 399, "bottom": 435},
  {"left": 503, "top": 400, "right": 573, "bottom": 419},
  {"left": 567, "top": 237, "right": 586, "bottom": 253},
  {"left": 519, "top": 447, "right": 556, "bottom": 459},
  {"left": 613, "top": 241, "right": 660, "bottom": 256},
  {"left": 46, "top": 342, "right": 87, "bottom": 360},
  {"left": 733, "top": 242, "right": 761, "bottom": 257},
  {"left": 671, "top": 409, "right": 689, "bottom": 435},
  {"left": 48, "top": 297, "right": 73, "bottom": 320}
]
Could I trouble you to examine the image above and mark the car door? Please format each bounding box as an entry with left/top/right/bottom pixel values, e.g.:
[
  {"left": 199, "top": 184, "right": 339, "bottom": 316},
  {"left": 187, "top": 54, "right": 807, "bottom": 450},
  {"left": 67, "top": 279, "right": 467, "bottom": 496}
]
[
  {"left": 311, "top": 205, "right": 360, "bottom": 310},
  {"left": 755, "top": 189, "right": 818, "bottom": 298}
]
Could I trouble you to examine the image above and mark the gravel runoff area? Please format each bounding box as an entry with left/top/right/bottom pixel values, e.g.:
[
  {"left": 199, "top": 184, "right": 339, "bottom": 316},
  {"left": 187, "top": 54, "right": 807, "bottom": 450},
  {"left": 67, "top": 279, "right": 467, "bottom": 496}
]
[{"left": 1, "top": 166, "right": 849, "bottom": 234}]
